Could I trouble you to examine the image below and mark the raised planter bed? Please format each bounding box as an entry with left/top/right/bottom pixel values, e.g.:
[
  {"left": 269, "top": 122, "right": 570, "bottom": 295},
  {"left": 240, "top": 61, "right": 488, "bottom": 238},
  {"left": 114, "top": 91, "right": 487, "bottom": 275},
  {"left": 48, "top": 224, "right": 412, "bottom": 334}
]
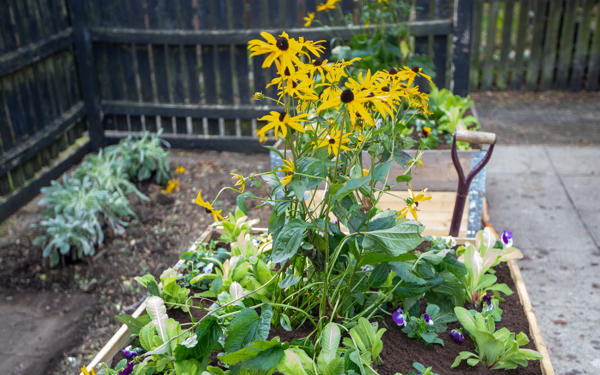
[{"left": 84, "top": 225, "right": 555, "bottom": 375}]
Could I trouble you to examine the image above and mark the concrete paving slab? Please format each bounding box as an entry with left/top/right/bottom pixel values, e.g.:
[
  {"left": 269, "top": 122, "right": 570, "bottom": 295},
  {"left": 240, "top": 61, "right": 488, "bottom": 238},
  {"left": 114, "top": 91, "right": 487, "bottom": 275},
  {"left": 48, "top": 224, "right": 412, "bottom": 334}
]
[
  {"left": 486, "top": 173, "right": 595, "bottom": 249},
  {"left": 545, "top": 146, "right": 600, "bottom": 176},
  {"left": 534, "top": 315, "right": 600, "bottom": 375},
  {"left": 560, "top": 175, "right": 600, "bottom": 247},
  {"left": 487, "top": 145, "right": 554, "bottom": 175}
]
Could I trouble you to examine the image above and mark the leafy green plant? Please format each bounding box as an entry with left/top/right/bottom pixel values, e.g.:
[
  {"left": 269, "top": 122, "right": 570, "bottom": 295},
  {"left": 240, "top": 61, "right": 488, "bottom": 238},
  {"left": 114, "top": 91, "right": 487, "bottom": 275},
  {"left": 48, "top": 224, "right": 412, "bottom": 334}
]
[
  {"left": 457, "top": 228, "right": 523, "bottom": 304},
  {"left": 34, "top": 176, "right": 135, "bottom": 265},
  {"left": 135, "top": 269, "right": 192, "bottom": 312},
  {"left": 452, "top": 306, "right": 542, "bottom": 370},
  {"left": 108, "top": 131, "right": 170, "bottom": 185},
  {"left": 401, "top": 304, "right": 454, "bottom": 346},
  {"left": 427, "top": 86, "right": 479, "bottom": 135},
  {"left": 395, "top": 362, "right": 439, "bottom": 375}
]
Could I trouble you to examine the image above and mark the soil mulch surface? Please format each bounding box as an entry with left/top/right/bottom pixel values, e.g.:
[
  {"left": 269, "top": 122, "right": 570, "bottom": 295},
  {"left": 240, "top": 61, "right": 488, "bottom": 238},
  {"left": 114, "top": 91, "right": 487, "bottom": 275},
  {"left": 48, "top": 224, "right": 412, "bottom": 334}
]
[
  {"left": 0, "top": 150, "right": 271, "bottom": 374},
  {"left": 376, "top": 262, "right": 542, "bottom": 375}
]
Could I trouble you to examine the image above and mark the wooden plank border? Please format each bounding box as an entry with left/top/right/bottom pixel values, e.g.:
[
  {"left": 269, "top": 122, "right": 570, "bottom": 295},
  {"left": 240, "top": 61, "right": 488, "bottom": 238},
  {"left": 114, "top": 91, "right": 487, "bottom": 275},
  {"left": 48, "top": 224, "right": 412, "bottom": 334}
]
[{"left": 89, "top": 20, "right": 452, "bottom": 45}]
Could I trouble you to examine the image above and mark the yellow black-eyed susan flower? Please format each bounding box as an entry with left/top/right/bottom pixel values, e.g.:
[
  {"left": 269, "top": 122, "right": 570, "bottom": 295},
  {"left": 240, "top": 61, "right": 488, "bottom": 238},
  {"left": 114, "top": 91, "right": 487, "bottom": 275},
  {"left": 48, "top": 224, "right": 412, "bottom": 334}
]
[
  {"left": 279, "top": 159, "right": 295, "bottom": 185},
  {"left": 231, "top": 173, "right": 245, "bottom": 192},
  {"left": 397, "top": 184, "right": 432, "bottom": 221},
  {"left": 317, "top": 0, "right": 340, "bottom": 12},
  {"left": 256, "top": 111, "right": 308, "bottom": 141},
  {"left": 304, "top": 12, "right": 315, "bottom": 27},
  {"left": 315, "top": 128, "right": 352, "bottom": 156},
  {"left": 161, "top": 179, "right": 179, "bottom": 194},
  {"left": 194, "top": 191, "right": 225, "bottom": 223},
  {"left": 317, "top": 87, "right": 374, "bottom": 127},
  {"left": 174, "top": 166, "right": 185, "bottom": 174}
]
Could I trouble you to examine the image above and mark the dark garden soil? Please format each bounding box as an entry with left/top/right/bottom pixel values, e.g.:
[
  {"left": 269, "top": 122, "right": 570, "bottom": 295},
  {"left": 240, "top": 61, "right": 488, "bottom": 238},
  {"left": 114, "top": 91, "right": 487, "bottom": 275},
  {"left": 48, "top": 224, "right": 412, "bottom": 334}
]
[
  {"left": 0, "top": 150, "right": 271, "bottom": 374},
  {"left": 375, "top": 262, "right": 542, "bottom": 375}
]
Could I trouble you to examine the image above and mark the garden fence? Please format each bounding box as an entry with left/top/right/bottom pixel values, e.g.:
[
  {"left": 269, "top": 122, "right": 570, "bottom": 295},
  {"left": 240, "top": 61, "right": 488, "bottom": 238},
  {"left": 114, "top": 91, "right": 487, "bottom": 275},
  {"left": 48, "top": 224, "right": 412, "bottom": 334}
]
[
  {"left": 1, "top": 0, "right": 599, "bottom": 222},
  {"left": 470, "top": 0, "right": 600, "bottom": 91}
]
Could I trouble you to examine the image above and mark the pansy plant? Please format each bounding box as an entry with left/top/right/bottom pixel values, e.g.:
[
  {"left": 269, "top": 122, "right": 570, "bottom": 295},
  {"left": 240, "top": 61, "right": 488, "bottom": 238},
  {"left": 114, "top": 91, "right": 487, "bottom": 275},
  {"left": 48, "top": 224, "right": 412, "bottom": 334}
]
[
  {"left": 457, "top": 228, "right": 523, "bottom": 304},
  {"left": 398, "top": 304, "right": 455, "bottom": 346}
]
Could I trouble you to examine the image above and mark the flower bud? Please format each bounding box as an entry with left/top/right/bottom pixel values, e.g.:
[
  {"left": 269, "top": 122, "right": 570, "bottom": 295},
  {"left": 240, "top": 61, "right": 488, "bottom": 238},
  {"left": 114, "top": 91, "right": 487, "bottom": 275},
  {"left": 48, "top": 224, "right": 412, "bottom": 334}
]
[
  {"left": 253, "top": 92, "right": 264, "bottom": 101},
  {"left": 449, "top": 329, "right": 464, "bottom": 344}
]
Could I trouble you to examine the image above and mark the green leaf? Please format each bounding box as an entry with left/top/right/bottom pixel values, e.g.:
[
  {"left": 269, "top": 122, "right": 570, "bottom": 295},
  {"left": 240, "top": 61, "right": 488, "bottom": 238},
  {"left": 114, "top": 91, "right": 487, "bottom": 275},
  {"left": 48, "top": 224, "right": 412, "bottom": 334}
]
[
  {"left": 318, "top": 323, "right": 341, "bottom": 368},
  {"left": 451, "top": 351, "right": 477, "bottom": 368},
  {"left": 175, "top": 316, "right": 221, "bottom": 362},
  {"left": 219, "top": 340, "right": 282, "bottom": 365},
  {"left": 257, "top": 304, "right": 273, "bottom": 341},
  {"left": 335, "top": 176, "right": 370, "bottom": 200},
  {"left": 224, "top": 308, "right": 260, "bottom": 353},
  {"left": 272, "top": 219, "right": 308, "bottom": 264},
  {"left": 362, "top": 223, "right": 424, "bottom": 256},
  {"left": 115, "top": 314, "right": 149, "bottom": 335},
  {"left": 277, "top": 347, "right": 314, "bottom": 375},
  {"left": 368, "top": 263, "right": 390, "bottom": 288},
  {"left": 280, "top": 314, "right": 292, "bottom": 332},
  {"left": 243, "top": 345, "right": 286, "bottom": 370},
  {"left": 373, "top": 160, "right": 393, "bottom": 183}
]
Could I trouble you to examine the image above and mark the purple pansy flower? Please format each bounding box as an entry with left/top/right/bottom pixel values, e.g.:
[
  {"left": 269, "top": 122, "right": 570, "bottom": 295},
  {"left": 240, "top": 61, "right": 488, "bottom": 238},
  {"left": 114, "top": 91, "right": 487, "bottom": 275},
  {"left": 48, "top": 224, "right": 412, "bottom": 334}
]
[
  {"left": 449, "top": 329, "right": 464, "bottom": 344},
  {"left": 118, "top": 361, "right": 135, "bottom": 375},
  {"left": 501, "top": 230, "right": 513, "bottom": 248},
  {"left": 392, "top": 308, "right": 406, "bottom": 326},
  {"left": 120, "top": 348, "right": 138, "bottom": 360},
  {"left": 482, "top": 294, "right": 491, "bottom": 305},
  {"left": 424, "top": 313, "right": 434, "bottom": 326},
  {"left": 363, "top": 265, "right": 374, "bottom": 272}
]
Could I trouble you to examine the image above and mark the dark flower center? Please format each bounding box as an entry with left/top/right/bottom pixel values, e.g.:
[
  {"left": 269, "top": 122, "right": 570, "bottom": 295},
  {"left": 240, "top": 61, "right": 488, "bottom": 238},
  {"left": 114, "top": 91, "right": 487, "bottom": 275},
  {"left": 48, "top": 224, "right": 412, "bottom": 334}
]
[
  {"left": 356, "top": 111, "right": 361, "bottom": 118},
  {"left": 389, "top": 67, "right": 398, "bottom": 75},
  {"left": 279, "top": 112, "right": 287, "bottom": 121},
  {"left": 313, "top": 58, "right": 324, "bottom": 66},
  {"left": 284, "top": 67, "right": 291, "bottom": 76},
  {"left": 328, "top": 138, "right": 336, "bottom": 144},
  {"left": 276, "top": 37, "right": 289, "bottom": 51},
  {"left": 340, "top": 88, "right": 354, "bottom": 103},
  {"left": 367, "top": 92, "right": 374, "bottom": 97},
  {"left": 412, "top": 65, "right": 420, "bottom": 73},
  {"left": 292, "top": 81, "right": 298, "bottom": 88},
  {"left": 205, "top": 208, "right": 212, "bottom": 214},
  {"left": 381, "top": 86, "right": 390, "bottom": 92}
]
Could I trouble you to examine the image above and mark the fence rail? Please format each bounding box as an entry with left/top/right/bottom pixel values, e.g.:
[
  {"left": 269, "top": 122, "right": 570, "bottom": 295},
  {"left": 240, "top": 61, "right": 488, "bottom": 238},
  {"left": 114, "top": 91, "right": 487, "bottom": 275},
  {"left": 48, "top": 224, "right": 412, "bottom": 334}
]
[{"left": 470, "top": 0, "right": 600, "bottom": 91}]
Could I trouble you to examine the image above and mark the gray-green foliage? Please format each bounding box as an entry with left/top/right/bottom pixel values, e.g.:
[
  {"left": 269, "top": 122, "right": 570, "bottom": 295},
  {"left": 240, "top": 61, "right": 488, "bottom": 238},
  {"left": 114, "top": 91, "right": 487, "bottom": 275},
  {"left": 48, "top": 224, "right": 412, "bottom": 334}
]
[
  {"left": 34, "top": 175, "right": 135, "bottom": 265},
  {"left": 35, "top": 132, "right": 170, "bottom": 265},
  {"left": 452, "top": 307, "right": 542, "bottom": 370},
  {"left": 109, "top": 131, "right": 170, "bottom": 185}
]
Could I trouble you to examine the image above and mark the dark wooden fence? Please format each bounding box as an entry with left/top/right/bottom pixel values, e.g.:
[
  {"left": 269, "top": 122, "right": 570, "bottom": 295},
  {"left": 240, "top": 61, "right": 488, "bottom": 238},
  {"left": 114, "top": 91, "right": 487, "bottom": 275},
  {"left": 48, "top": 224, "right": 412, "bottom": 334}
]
[
  {"left": 0, "top": 0, "right": 95, "bottom": 223},
  {"left": 470, "top": 0, "right": 600, "bottom": 91},
  {"left": 84, "top": 0, "right": 467, "bottom": 152}
]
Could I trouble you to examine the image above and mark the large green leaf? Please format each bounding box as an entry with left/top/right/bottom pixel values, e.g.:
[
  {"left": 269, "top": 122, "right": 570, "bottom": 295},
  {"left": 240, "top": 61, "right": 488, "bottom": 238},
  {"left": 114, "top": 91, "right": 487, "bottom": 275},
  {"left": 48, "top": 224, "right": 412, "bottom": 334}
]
[
  {"left": 318, "top": 323, "right": 341, "bottom": 367},
  {"left": 362, "top": 223, "right": 423, "bottom": 256},
  {"left": 224, "top": 308, "right": 260, "bottom": 352},
  {"left": 272, "top": 219, "right": 308, "bottom": 264}
]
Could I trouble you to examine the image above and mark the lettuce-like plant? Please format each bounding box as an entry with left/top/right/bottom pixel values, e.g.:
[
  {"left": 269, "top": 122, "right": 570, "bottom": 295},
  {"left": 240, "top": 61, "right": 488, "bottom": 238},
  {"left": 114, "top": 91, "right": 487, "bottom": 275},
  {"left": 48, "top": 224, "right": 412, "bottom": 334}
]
[
  {"left": 394, "top": 362, "right": 439, "bottom": 375},
  {"left": 452, "top": 306, "right": 542, "bottom": 370},
  {"left": 457, "top": 228, "right": 523, "bottom": 304}
]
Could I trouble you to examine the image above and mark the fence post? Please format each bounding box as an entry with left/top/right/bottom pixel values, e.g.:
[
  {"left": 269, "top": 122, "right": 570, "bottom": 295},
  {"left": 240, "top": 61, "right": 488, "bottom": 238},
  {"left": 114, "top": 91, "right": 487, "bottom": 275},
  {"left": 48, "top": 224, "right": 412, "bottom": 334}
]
[
  {"left": 451, "top": 0, "right": 474, "bottom": 96},
  {"left": 68, "top": 0, "right": 104, "bottom": 150}
]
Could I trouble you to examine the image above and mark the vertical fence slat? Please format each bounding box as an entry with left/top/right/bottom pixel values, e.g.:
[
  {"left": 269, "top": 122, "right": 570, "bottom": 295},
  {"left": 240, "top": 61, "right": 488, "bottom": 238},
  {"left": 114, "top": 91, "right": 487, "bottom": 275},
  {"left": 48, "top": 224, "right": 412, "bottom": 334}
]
[
  {"left": 0, "top": 83, "right": 15, "bottom": 153},
  {"left": 469, "top": 0, "right": 483, "bottom": 90},
  {"left": 250, "top": 0, "right": 267, "bottom": 96},
  {"left": 232, "top": 0, "right": 251, "bottom": 105},
  {"left": 69, "top": 0, "right": 104, "bottom": 149},
  {"left": 433, "top": 0, "right": 450, "bottom": 88},
  {"left": 511, "top": 0, "right": 530, "bottom": 89},
  {"left": 585, "top": 6, "right": 600, "bottom": 91},
  {"left": 453, "top": 0, "right": 475, "bottom": 96},
  {"left": 414, "top": 0, "right": 431, "bottom": 57},
  {"left": 481, "top": 0, "right": 500, "bottom": 90},
  {"left": 525, "top": 0, "right": 548, "bottom": 90},
  {"left": 555, "top": 0, "right": 578, "bottom": 90},
  {"left": 539, "top": 0, "right": 562, "bottom": 90},
  {"left": 496, "top": 0, "right": 515, "bottom": 90},
  {"left": 198, "top": 0, "right": 219, "bottom": 135},
  {"left": 571, "top": 0, "right": 595, "bottom": 91}
]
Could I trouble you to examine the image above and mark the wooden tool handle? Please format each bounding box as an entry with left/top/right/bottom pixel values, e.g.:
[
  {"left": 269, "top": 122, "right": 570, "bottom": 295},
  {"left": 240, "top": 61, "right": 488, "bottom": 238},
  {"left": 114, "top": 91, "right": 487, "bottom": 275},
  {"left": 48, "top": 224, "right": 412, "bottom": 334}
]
[{"left": 455, "top": 130, "right": 497, "bottom": 145}]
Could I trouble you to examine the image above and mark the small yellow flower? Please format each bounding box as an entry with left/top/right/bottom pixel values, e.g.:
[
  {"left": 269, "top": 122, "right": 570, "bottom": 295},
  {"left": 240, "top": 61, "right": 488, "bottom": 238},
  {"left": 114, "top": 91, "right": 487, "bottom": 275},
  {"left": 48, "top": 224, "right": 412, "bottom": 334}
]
[
  {"left": 253, "top": 92, "right": 264, "bottom": 101},
  {"left": 423, "top": 126, "right": 431, "bottom": 137},
  {"left": 161, "top": 179, "right": 179, "bottom": 194},
  {"left": 194, "top": 191, "right": 225, "bottom": 223},
  {"left": 81, "top": 366, "right": 97, "bottom": 375},
  {"left": 304, "top": 12, "right": 315, "bottom": 27},
  {"left": 279, "top": 159, "right": 295, "bottom": 185},
  {"left": 174, "top": 166, "right": 185, "bottom": 174},
  {"left": 317, "top": 0, "right": 340, "bottom": 12},
  {"left": 231, "top": 173, "right": 245, "bottom": 192},
  {"left": 362, "top": 169, "right": 370, "bottom": 177},
  {"left": 256, "top": 111, "right": 308, "bottom": 141},
  {"left": 397, "top": 184, "right": 432, "bottom": 221},
  {"left": 315, "top": 128, "right": 352, "bottom": 156}
]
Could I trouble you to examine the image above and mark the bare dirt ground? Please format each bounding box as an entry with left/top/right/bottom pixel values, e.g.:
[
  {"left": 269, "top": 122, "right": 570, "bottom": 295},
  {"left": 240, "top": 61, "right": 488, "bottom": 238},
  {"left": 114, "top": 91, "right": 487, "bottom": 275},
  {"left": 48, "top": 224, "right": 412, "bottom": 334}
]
[
  {"left": 0, "top": 150, "right": 271, "bottom": 374},
  {"left": 471, "top": 91, "right": 600, "bottom": 144}
]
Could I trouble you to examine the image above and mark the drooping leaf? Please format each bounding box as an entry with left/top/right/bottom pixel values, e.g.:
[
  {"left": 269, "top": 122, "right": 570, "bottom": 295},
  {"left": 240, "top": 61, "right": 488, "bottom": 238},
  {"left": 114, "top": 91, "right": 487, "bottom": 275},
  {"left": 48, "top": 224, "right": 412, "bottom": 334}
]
[
  {"left": 362, "top": 223, "right": 424, "bottom": 256},
  {"left": 271, "top": 219, "right": 308, "bottom": 264}
]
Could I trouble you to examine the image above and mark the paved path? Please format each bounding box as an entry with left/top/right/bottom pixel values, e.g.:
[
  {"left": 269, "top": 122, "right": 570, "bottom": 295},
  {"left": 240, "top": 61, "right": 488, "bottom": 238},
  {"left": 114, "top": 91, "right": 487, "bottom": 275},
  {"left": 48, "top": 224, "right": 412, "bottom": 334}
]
[{"left": 486, "top": 145, "right": 600, "bottom": 375}]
